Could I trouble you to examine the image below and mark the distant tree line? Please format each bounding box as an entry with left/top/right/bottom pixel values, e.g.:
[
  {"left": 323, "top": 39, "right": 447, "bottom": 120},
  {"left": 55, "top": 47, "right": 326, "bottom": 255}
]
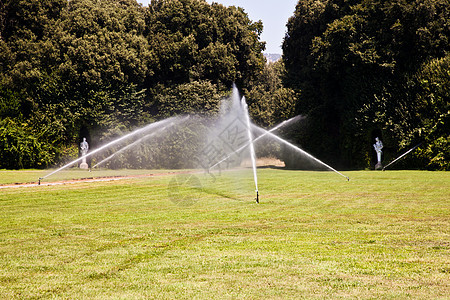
[
  {"left": 0, "top": 0, "right": 448, "bottom": 170},
  {"left": 283, "top": 0, "right": 449, "bottom": 170}
]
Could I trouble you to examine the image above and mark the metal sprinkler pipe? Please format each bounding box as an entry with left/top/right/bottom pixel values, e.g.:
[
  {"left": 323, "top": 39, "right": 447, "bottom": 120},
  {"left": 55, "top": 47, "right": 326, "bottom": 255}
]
[{"left": 256, "top": 190, "right": 259, "bottom": 203}]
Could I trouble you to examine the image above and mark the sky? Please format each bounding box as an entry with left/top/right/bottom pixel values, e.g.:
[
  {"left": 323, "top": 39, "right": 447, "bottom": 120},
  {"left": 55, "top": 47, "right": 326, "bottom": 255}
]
[{"left": 137, "top": 0, "right": 298, "bottom": 54}]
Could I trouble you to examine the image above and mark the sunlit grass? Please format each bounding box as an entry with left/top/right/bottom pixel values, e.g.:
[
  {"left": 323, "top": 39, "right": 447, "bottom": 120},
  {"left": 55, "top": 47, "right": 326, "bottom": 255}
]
[
  {"left": 0, "top": 169, "right": 448, "bottom": 298},
  {"left": 0, "top": 168, "right": 185, "bottom": 185}
]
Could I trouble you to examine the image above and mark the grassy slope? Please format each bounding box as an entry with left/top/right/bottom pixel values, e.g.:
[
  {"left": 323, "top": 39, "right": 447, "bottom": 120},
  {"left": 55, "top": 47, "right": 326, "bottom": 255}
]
[{"left": 0, "top": 169, "right": 448, "bottom": 299}]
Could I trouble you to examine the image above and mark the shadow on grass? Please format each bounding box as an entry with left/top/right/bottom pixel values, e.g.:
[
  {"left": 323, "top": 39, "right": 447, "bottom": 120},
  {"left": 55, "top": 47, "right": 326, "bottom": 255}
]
[{"left": 200, "top": 186, "right": 246, "bottom": 202}]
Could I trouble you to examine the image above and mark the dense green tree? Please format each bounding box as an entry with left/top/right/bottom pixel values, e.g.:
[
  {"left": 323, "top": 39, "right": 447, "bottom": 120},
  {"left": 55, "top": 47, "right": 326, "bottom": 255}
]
[
  {"left": 149, "top": 80, "right": 222, "bottom": 117},
  {"left": 61, "top": 0, "right": 149, "bottom": 89},
  {"left": 57, "top": 0, "right": 150, "bottom": 130},
  {"left": 0, "top": 0, "right": 269, "bottom": 169},
  {"left": 146, "top": 0, "right": 266, "bottom": 91},
  {"left": 0, "top": 0, "right": 72, "bottom": 168},
  {"left": 247, "top": 60, "right": 297, "bottom": 127},
  {"left": 0, "top": 118, "right": 56, "bottom": 169},
  {"left": 383, "top": 54, "right": 449, "bottom": 170},
  {"left": 283, "top": 0, "right": 450, "bottom": 169}
]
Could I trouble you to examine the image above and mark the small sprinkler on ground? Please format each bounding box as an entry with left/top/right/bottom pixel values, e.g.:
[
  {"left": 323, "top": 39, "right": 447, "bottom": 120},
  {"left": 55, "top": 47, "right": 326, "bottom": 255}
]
[
  {"left": 38, "top": 177, "right": 43, "bottom": 185},
  {"left": 256, "top": 190, "right": 259, "bottom": 203}
]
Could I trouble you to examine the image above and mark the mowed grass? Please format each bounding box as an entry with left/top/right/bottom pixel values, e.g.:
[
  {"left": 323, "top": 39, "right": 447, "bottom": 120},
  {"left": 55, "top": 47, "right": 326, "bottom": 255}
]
[
  {"left": 0, "top": 169, "right": 448, "bottom": 299},
  {"left": 0, "top": 168, "right": 180, "bottom": 185}
]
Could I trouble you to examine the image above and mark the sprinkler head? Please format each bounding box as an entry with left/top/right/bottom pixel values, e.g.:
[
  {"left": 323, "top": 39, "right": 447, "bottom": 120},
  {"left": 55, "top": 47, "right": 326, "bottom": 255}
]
[
  {"left": 346, "top": 177, "right": 350, "bottom": 181},
  {"left": 256, "top": 191, "right": 259, "bottom": 203},
  {"left": 38, "top": 177, "right": 43, "bottom": 185}
]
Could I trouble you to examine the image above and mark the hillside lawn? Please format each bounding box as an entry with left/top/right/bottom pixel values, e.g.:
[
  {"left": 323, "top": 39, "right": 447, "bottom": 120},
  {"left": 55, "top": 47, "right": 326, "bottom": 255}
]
[{"left": 0, "top": 169, "right": 448, "bottom": 299}]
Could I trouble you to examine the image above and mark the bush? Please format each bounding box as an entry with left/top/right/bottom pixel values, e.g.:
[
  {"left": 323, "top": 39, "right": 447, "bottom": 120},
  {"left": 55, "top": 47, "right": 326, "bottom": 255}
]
[{"left": 0, "top": 118, "right": 55, "bottom": 169}]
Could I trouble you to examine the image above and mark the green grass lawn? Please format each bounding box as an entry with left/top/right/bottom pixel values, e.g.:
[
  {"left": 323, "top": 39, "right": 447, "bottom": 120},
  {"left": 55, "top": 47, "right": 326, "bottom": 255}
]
[
  {"left": 0, "top": 168, "right": 181, "bottom": 185},
  {"left": 0, "top": 169, "right": 448, "bottom": 299}
]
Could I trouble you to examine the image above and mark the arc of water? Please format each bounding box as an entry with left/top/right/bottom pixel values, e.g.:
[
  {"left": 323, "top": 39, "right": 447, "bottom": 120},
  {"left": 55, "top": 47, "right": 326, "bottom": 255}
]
[
  {"left": 93, "top": 121, "right": 177, "bottom": 168},
  {"left": 241, "top": 97, "right": 258, "bottom": 201},
  {"left": 251, "top": 124, "right": 350, "bottom": 181},
  {"left": 42, "top": 116, "right": 185, "bottom": 180},
  {"left": 382, "top": 143, "right": 422, "bottom": 171},
  {"left": 209, "top": 115, "right": 302, "bottom": 170}
]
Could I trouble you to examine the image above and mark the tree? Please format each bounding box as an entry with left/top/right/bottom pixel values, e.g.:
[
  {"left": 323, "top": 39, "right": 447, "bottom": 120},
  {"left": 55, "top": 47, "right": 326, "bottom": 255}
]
[
  {"left": 247, "top": 60, "right": 296, "bottom": 127},
  {"left": 0, "top": 0, "right": 151, "bottom": 168},
  {"left": 145, "top": 0, "right": 266, "bottom": 91},
  {"left": 389, "top": 55, "right": 449, "bottom": 170},
  {"left": 283, "top": 0, "right": 450, "bottom": 169},
  {"left": 0, "top": 0, "right": 270, "bottom": 169}
]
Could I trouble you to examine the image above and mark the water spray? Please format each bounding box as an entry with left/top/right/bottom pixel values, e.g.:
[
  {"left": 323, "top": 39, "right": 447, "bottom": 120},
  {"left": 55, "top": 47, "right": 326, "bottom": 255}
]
[
  {"left": 92, "top": 121, "right": 177, "bottom": 169},
  {"left": 209, "top": 115, "right": 303, "bottom": 170},
  {"left": 207, "top": 114, "right": 304, "bottom": 203},
  {"left": 39, "top": 116, "right": 186, "bottom": 182},
  {"left": 241, "top": 96, "right": 259, "bottom": 203},
  {"left": 252, "top": 124, "right": 350, "bottom": 181},
  {"left": 383, "top": 143, "right": 422, "bottom": 171}
]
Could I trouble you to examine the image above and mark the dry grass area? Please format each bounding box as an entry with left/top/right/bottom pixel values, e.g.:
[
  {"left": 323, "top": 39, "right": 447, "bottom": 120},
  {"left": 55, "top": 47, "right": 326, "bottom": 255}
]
[{"left": 240, "top": 157, "right": 285, "bottom": 167}]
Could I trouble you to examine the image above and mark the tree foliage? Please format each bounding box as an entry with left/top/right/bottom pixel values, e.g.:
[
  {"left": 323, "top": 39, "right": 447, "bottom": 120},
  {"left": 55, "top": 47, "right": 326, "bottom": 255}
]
[
  {"left": 1, "top": 0, "right": 447, "bottom": 170},
  {"left": 247, "top": 60, "right": 296, "bottom": 127},
  {"left": 0, "top": 0, "right": 266, "bottom": 169},
  {"left": 283, "top": 0, "right": 449, "bottom": 169}
]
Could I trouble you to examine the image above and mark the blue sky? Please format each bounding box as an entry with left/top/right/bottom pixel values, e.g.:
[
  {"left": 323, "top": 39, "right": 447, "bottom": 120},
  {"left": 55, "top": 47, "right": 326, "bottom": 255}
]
[{"left": 137, "top": 0, "right": 298, "bottom": 54}]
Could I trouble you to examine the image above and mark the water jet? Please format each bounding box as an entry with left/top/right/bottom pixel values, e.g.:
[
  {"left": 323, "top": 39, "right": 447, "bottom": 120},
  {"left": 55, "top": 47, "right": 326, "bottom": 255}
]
[
  {"left": 383, "top": 143, "right": 422, "bottom": 171},
  {"left": 36, "top": 85, "right": 349, "bottom": 203},
  {"left": 40, "top": 116, "right": 184, "bottom": 182},
  {"left": 241, "top": 96, "right": 259, "bottom": 203},
  {"left": 251, "top": 124, "right": 349, "bottom": 180}
]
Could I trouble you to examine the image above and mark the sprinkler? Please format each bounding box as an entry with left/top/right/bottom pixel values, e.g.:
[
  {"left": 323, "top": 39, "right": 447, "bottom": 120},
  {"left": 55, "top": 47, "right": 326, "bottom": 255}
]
[
  {"left": 38, "top": 177, "right": 43, "bottom": 185},
  {"left": 256, "top": 190, "right": 259, "bottom": 203}
]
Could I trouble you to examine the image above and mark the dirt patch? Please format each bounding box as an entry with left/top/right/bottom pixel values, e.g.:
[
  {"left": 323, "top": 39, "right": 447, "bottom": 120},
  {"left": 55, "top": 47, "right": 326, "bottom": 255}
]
[
  {"left": 240, "top": 157, "right": 285, "bottom": 168},
  {"left": 0, "top": 171, "right": 193, "bottom": 189}
]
